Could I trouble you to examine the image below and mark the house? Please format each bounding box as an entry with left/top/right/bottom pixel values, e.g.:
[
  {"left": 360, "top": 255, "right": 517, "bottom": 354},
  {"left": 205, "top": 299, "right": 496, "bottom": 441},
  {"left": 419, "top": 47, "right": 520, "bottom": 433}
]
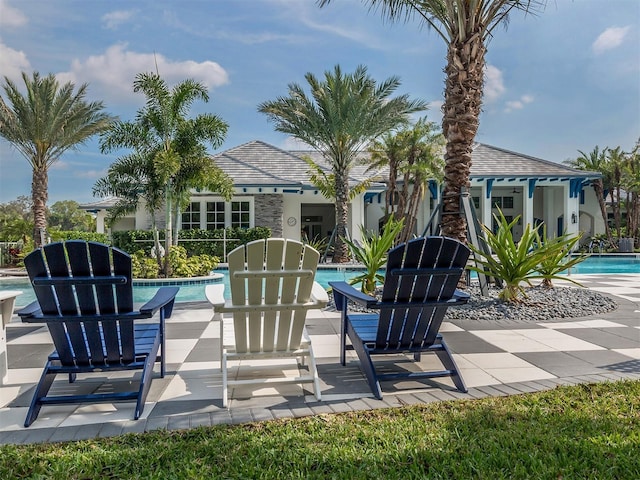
[{"left": 82, "top": 140, "right": 602, "bottom": 247}]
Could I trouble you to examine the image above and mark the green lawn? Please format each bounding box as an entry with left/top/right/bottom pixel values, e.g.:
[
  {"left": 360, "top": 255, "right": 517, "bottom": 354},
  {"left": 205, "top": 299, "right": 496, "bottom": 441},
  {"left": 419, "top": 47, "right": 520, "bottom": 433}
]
[{"left": 1, "top": 380, "right": 638, "bottom": 479}]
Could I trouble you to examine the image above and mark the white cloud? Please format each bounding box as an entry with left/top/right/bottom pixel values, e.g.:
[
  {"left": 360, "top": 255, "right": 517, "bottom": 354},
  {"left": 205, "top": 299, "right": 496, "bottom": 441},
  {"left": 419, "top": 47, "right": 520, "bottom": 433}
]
[
  {"left": 504, "top": 94, "right": 534, "bottom": 113},
  {"left": 592, "top": 26, "right": 631, "bottom": 55},
  {"left": 102, "top": 10, "right": 138, "bottom": 30},
  {"left": 57, "top": 44, "right": 229, "bottom": 103},
  {"left": 0, "top": 0, "right": 27, "bottom": 27},
  {"left": 484, "top": 65, "right": 505, "bottom": 103},
  {"left": 0, "top": 40, "right": 32, "bottom": 82},
  {"left": 74, "top": 169, "right": 107, "bottom": 179}
]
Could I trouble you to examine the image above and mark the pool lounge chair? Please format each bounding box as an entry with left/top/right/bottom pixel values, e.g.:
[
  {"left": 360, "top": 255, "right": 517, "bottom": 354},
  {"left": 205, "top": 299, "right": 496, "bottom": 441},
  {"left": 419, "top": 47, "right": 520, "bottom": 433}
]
[
  {"left": 17, "top": 241, "right": 178, "bottom": 427},
  {"left": 329, "top": 236, "right": 470, "bottom": 399},
  {"left": 217, "top": 238, "right": 327, "bottom": 407}
]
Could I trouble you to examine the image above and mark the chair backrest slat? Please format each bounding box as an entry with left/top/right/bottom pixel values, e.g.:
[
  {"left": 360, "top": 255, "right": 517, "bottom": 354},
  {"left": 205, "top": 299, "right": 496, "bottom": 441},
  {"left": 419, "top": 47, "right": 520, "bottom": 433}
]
[
  {"left": 376, "top": 237, "right": 470, "bottom": 350},
  {"left": 226, "top": 239, "right": 319, "bottom": 354},
  {"left": 24, "top": 241, "right": 138, "bottom": 367}
]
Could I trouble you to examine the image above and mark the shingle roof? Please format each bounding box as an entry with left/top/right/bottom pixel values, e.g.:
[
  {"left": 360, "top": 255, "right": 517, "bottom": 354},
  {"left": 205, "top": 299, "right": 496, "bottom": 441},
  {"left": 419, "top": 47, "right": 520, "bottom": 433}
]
[
  {"left": 470, "top": 144, "right": 598, "bottom": 178},
  {"left": 212, "top": 140, "right": 382, "bottom": 188}
]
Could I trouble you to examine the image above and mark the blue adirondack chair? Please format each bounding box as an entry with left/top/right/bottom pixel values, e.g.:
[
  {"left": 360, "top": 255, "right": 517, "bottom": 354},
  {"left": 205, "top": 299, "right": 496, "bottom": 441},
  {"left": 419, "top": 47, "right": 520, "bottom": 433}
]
[
  {"left": 329, "top": 236, "right": 470, "bottom": 399},
  {"left": 17, "top": 241, "right": 178, "bottom": 427}
]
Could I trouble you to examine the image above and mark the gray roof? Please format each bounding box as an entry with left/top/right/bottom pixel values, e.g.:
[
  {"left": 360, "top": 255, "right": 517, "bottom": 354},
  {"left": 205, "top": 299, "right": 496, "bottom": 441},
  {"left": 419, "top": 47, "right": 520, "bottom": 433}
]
[
  {"left": 213, "top": 140, "right": 381, "bottom": 188},
  {"left": 470, "top": 144, "right": 598, "bottom": 179},
  {"left": 79, "top": 197, "right": 119, "bottom": 211}
]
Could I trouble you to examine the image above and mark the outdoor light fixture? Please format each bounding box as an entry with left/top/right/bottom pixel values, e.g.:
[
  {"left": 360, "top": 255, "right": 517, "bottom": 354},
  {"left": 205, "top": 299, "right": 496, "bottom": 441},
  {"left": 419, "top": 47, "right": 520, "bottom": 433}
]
[{"left": 571, "top": 213, "right": 577, "bottom": 224}]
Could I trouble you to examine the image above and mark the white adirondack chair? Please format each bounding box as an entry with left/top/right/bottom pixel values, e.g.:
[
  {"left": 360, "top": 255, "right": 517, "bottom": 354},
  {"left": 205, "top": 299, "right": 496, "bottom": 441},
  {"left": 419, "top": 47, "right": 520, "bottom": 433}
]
[{"left": 217, "top": 238, "right": 328, "bottom": 407}]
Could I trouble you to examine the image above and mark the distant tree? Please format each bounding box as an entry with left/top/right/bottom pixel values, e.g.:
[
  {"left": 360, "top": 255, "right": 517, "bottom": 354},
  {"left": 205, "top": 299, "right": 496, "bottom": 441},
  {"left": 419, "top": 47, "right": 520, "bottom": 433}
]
[
  {"left": 622, "top": 140, "right": 640, "bottom": 241},
  {"left": 99, "top": 72, "right": 232, "bottom": 276},
  {"left": 0, "top": 196, "right": 32, "bottom": 241},
  {"left": 564, "top": 146, "right": 612, "bottom": 244},
  {"left": 48, "top": 200, "right": 95, "bottom": 232},
  {"left": 319, "top": 0, "right": 545, "bottom": 247},
  {"left": 0, "top": 72, "right": 114, "bottom": 247},
  {"left": 259, "top": 64, "right": 426, "bottom": 262}
]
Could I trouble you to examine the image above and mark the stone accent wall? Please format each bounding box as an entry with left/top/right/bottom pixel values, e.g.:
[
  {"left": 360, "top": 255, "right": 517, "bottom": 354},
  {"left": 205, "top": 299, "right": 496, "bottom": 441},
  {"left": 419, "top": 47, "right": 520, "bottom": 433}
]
[{"left": 254, "top": 194, "right": 283, "bottom": 236}]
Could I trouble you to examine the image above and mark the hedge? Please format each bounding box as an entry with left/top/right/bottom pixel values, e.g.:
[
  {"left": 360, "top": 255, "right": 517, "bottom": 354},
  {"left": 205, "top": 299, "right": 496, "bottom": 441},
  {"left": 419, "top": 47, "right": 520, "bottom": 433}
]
[
  {"left": 111, "top": 227, "right": 272, "bottom": 258},
  {"left": 49, "top": 231, "right": 110, "bottom": 244}
]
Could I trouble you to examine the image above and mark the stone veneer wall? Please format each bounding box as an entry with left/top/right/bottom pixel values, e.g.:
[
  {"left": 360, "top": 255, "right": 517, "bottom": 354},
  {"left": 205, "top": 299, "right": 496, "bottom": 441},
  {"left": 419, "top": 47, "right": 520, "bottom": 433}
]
[{"left": 254, "top": 194, "right": 283, "bottom": 237}]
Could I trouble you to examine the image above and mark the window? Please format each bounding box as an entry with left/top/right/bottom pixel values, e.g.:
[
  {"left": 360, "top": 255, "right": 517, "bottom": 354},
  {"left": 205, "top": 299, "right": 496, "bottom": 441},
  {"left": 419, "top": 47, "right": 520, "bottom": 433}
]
[
  {"left": 472, "top": 196, "right": 480, "bottom": 209},
  {"left": 231, "top": 201, "right": 250, "bottom": 228},
  {"left": 491, "top": 196, "right": 514, "bottom": 209},
  {"left": 206, "top": 201, "right": 225, "bottom": 230},
  {"left": 181, "top": 202, "right": 201, "bottom": 230},
  {"left": 491, "top": 197, "right": 502, "bottom": 209},
  {"left": 502, "top": 196, "right": 514, "bottom": 209}
]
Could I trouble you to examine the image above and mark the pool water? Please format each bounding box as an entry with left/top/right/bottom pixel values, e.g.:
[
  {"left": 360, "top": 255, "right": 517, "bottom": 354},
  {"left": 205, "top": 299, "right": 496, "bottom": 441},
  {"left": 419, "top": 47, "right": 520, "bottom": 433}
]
[{"left": 2, "top": 255, "right": 639, "bottom": 307}]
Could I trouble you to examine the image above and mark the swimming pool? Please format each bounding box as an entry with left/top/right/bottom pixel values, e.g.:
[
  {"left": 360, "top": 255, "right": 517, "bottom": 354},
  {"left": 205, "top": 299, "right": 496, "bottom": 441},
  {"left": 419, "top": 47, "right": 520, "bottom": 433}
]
[{"left": 2, "top": 254, "right": 639, "bottom": 307}]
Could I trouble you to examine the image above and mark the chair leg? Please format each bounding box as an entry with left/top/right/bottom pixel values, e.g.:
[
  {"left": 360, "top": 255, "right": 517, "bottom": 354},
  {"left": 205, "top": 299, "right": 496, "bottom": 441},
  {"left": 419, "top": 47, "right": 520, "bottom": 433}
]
[
  {"left": 221, "top": 349, "right": 228, "bottom": 408},
  {"left": 435, "top": 338, "right": 467, "bottom": 393},
  {"left": 24, "top": 366, "right": 57, "bottom": 427},
  {"left": 308, "top": 344, "right": 321, "bottom": 401},
  {"left": 135, "top": 335, "right": 162, "bottom": 420},
  {"left": 350, "top": 339, "right": 383, "bottom": 400}
]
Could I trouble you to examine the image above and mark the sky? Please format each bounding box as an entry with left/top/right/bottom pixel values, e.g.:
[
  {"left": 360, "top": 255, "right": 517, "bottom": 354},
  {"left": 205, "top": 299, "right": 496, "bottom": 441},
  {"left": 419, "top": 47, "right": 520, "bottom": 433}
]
[{"left": 0, "top": 0, "right": 639, "bottom": 204}]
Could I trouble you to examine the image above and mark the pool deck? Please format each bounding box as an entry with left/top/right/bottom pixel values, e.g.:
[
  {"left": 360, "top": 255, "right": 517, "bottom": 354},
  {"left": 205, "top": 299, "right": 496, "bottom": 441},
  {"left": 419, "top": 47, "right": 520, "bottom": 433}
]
[{"left": 0, "top": 273, "right": 639, "bottom": 445}]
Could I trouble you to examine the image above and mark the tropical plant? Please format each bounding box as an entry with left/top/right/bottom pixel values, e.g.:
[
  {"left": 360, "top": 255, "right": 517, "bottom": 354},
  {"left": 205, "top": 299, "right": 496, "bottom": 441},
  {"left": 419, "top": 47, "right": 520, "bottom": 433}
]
[
  {"left": 99, "top": 72, "right": 233, "bottom": 276},
  {"left": 343, "top": 217, "right": 405, "bottom": 294},
  {"left": 0, "top": 72, "right": 114, "bottom": 247},
  {"left": 469, "top": 209, "right": 583, "bottom": 302},
  {"left": 534, "top": 227, "right": 587, "bottom": 288},
  {"left": 368, "top": 117, "right": 444, "bottom": 243},
  {"left": 302, "top": 156, "right": 372, "bottom": 201},
  {"left": 259, "top": 64, "right": 426, "bottom": 263},
  {"left": 564, "top": 146, "right": 612, "bottom": 244},
  {"left": 48, "top": 200, "right": 96, "bottom": 232},
  {"left": 319, "top": 0, "right": 545, "bottom": 247}
]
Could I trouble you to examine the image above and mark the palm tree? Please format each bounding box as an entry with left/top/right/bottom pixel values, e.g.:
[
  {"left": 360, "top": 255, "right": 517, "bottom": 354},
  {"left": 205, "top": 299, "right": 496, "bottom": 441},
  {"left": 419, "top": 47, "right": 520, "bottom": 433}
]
[
  {"left": 319, "top": 0, "right": 544, "bottom": 246},
  {"left": 93, "top": 151, "right": 167, "bottom": 268},
  {"left": 259, "top": 64, "right": 426, "bottom": 262},
  {"left": 0, "top": 71, "right": 114, "bottom": 247},
  {"left": 100, "top": 72, "right": 232, "bottom": 275},
  {"left": 564, "top": 146, "right": 612, "bottom": 244},
  {"left": 368, "top": 117, "right": 444, "bottom": 243}
]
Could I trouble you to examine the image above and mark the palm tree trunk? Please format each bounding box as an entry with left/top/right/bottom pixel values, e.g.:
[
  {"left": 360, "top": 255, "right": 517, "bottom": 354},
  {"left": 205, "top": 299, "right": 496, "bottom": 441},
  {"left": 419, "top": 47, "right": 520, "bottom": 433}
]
[
  {"left": 333, "top": 175, "right": 350, "bottom": 263},
  {"left": 440, "top": 35, "right": 485, "bottom": 245},
  {"left": 31, "top": 167, "right": 48, "bottom": 248},
  {"left": 593, "top": 179, "right": 612, "bottom": 243}
]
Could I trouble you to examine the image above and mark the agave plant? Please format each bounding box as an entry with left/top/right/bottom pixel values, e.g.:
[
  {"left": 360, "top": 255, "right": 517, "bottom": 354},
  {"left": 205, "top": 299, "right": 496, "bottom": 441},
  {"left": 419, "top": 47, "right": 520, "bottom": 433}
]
[
  {"left": 343, "top": 218, "right": 404, "bottom": 295},
  {"left": 535, "top": 227, "right": 588, "bottom": 288}
]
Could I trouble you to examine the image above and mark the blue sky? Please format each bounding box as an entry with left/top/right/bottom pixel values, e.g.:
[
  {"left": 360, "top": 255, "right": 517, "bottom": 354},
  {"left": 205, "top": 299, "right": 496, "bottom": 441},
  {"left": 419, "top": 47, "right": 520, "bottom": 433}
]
[{"left": 0, "top": 0, "right": 638, "bottom": 204}]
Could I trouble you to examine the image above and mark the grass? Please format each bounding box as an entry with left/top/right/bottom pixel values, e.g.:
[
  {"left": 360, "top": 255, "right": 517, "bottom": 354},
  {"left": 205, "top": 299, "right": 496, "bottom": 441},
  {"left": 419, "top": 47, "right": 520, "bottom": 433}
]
[{"left": 1, "top": 380, "right": 639, "bottom": 479}]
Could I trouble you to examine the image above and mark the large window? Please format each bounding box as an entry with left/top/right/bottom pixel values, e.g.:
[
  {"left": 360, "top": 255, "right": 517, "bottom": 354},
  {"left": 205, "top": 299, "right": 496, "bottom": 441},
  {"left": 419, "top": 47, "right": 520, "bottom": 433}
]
[
  {"left": 206, "top": 201, "right": 225, "bottom": 230},
  {"left": 181, "top": 198, "right": 253, "bottom": 230},
  {"left": 231, "top": 201, "right": 250, "bottom": 228},
  {"left": 181, "top": 202, "right": 201, "bottom": 230}
]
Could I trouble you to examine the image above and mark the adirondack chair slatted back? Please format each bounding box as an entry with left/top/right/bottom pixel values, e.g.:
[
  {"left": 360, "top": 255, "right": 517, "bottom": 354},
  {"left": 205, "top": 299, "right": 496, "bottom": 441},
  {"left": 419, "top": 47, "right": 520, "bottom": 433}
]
[
  {"left": 377, "top": 236, "right": 469, "bottom": 350},
  {"left": 227, "top": 238, "right": 319, "bottom": 353},
  {"left": 24, "top": 240, "right": 136, "bottom": 367}
]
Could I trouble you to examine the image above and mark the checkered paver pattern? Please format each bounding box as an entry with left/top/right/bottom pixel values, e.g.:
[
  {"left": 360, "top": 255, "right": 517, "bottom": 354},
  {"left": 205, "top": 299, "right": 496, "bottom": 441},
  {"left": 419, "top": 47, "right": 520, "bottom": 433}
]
[{"left": 1, "top": 274, "right": 638, "bottom": 444}]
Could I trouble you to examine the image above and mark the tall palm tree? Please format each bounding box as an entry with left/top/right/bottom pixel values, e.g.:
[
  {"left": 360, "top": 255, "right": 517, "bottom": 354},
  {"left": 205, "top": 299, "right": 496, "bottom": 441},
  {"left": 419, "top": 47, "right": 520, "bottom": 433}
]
[
  {"left": 319, "top": 0, "right": 544, "bottom": 245},
  {"left": 100, "top": 72, "right": 232, "bottom": 275},
  {"left": 259, "top": 64, "right": 426, "bottom": 262},
  {"left": 564, "top": 146, "right": 612, "bottom": 243},
  {"left": 0, "top": 71, "right": 114, "bottom": 247}
]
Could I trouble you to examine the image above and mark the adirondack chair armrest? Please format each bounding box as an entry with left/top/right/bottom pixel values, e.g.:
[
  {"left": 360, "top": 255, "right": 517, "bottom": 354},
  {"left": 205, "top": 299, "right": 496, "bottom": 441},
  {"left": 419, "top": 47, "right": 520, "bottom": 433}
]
[
  {"left": 16, "top": 300, "right": 42, "bottom": 320},
  {"left": 329, "top": 281, "right": 378, "bottom": 309},
  {"left": 311, "top": 281, "right": 329, "bottom": 307},
  {"left": 139, "top": 286, "right": 180, "bottom": 317}
]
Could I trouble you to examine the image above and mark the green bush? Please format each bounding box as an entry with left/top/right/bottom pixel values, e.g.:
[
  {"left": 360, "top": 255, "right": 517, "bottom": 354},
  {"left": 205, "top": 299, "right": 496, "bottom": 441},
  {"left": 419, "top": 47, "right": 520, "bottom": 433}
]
[
  {"left": 131, "top": 250, "right": 160, "bottom": 279},
  {"left": 49, "top": 231, "right": 109, "bottom": 244},
  {"left": 112, "top": 227, "right": 271, "bottom": 257}
]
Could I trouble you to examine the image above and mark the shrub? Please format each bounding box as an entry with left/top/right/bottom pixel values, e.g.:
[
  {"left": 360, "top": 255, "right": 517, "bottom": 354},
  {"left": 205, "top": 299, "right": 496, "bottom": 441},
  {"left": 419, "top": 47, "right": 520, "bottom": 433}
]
[
  {"left": 49, "top": 231, "right": 109, "bottom": 244},
  {"left": 112, "top": 227, "right": 271, "bottom": 258},
  {"left": 131, "top": 250, "right": 160, "bottom": 279}
]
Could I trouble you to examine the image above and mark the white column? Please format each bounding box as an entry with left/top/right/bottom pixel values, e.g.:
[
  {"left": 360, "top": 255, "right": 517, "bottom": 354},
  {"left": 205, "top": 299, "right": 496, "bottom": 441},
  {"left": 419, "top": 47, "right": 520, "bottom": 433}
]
[{"left": 0, "top": 291, "right": 21, "bottom": 385}]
